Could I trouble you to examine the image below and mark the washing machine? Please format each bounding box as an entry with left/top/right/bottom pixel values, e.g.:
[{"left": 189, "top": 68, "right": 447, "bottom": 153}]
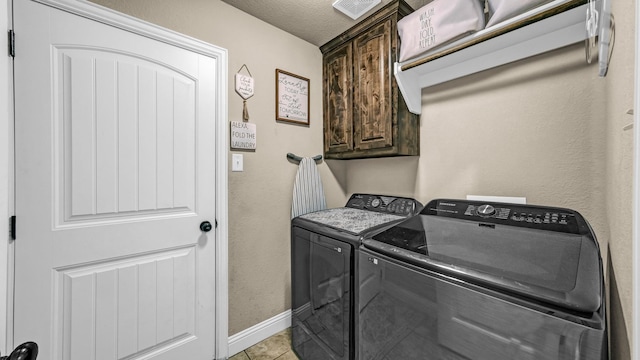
[
  {"left": 291, "top": 193, "right": 423, "bottom": 360},
  {"left": 358, "top": 198, "right": 607, "bottom": 360}
]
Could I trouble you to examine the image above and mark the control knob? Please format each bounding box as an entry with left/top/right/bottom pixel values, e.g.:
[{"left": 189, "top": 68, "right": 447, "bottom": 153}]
[{"left": 477, "top": 204, "right": 496, "bottom": 217}]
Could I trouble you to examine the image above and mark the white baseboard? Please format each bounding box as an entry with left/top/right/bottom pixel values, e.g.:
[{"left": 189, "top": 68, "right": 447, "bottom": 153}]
[{"left": 228, "top": 310, "right": 292, "bottom": 357}]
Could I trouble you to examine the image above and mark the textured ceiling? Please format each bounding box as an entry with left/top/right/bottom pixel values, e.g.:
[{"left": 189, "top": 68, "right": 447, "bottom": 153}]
[{"left": 221, "top": 0, "right": 430, "bottom": 46}]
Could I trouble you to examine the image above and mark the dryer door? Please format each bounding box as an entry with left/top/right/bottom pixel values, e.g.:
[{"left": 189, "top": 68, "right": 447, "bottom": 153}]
[
  {"left": 358, "top": 248, "right": 606, "bottom": 360},
  {"left": 291, "top": 227, "right": 352, "bottom": 360}
]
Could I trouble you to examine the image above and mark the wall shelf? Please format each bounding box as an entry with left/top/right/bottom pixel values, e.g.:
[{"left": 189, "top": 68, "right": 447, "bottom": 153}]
[{"left": 394, "top": 0, "right": 595, "bottom": 115}]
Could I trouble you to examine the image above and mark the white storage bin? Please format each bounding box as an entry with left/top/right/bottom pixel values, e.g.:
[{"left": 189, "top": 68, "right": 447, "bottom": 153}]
[
  {"left": 486, "top": 0, "right": 553, "bottom": 27},
  {"left": 397, "top": 0, "right": 485, "bottom": 62}
]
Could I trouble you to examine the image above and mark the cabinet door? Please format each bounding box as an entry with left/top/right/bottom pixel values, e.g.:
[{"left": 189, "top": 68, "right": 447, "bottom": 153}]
[
  {"left": 323, "top": 42, "right": 354, "bottom": 154},
  {"left": 353, "top": 19, "right": 393, "bottom": 151}
]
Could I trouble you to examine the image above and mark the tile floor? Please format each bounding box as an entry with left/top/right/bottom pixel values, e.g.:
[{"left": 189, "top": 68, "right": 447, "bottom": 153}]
[{"left": 229, "top": 328, "right": 299, "bottom": 360}]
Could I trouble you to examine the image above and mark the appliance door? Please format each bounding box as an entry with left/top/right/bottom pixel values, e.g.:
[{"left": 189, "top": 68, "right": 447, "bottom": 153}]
[
  {"left": 292, "top": 227, "right": 352, "bottom": 360},
  {"left": 368, "top": 215, "right": 602, "bottom": 313},
  {"left": 358, "top": 248, "right": 606, "bottom": 360}
]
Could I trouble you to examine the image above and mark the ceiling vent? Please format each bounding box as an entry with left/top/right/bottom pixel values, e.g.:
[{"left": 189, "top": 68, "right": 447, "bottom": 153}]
[{"left": 332, "top": 0, "right": 382, "bottom": 20}]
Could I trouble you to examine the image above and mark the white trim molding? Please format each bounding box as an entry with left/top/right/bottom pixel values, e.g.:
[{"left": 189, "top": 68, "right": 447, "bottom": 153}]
[
  {"left": 633, "top": 0, "right": 640, "bottom": 357},
  {"left": 228, "top": 310, "right": 292, "bottom": 357}
]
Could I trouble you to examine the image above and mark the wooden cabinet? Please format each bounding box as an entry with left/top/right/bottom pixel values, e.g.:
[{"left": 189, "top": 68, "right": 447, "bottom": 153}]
[
  {"left": 324, "top": 42, "right": 353, "bottom": 154},
  {"left": 321, "top": 0, "right": 419, "bottom": 159}
]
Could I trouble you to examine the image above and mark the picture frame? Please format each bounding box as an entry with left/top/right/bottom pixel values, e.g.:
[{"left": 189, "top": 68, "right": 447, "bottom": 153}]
[{"left": 276, "top": 69, "right": 310, "bottom": 125}]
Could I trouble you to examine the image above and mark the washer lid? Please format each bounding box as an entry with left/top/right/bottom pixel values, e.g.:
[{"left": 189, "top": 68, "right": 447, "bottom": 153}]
[
  {"left": 366, "top": 200, "right": 603, "bottom": 313},
  {"left": 299, "top": 207, "right": 404, "bottom": 235}
]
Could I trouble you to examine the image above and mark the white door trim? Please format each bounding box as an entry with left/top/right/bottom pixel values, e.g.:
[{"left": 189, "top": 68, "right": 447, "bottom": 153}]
[
  {"left": 1, "top": 0, "right": 14, "bottom": 356},
  {"left": 4, "top": 0, "right": 229, "bottom": 358},
  {"left": 634, "top": 1, "right": 640, "bottom": 358}
]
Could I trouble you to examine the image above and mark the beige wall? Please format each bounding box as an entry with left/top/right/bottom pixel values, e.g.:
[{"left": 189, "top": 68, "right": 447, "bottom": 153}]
[
  {"left": 347, "top": 43, "right": 612, "bottom": 255},
  {"left": 88, "top": 0, "right": 347, "bottom": 335},
  {"left": 604, "top": 0, "right": 635, "bottom": 358},
  {"left": 90, "top": 0, "right": 635, "bottom": 353},
  {"left": 349, "top": 43, "right": 610, "bottom": 218}
]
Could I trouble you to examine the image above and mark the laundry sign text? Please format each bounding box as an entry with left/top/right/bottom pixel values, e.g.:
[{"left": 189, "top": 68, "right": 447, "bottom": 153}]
[{"left": 230, "top": 121, "right": 257, "bottom": 150}]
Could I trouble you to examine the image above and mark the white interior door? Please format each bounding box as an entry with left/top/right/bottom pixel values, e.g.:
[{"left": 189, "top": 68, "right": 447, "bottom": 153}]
[{"left": 12, "top": 0, "right": 221, "bottom": 359}]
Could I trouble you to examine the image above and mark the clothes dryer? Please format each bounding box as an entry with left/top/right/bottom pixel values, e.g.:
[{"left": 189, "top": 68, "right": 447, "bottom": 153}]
[
  {"left": 359, "top": 199, "right": 607, "bottom": 360},
  {"left": 291, "top": 194, "right": 422, "bottom": 360}
]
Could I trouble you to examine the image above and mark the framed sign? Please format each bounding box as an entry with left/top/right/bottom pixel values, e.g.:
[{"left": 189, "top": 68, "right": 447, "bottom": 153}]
[
  {"left": 276, "top": 69, "right": 309, "bottom": 125},
  {"left": 230, "top": 121, "right": 256, "bottom": 150}
]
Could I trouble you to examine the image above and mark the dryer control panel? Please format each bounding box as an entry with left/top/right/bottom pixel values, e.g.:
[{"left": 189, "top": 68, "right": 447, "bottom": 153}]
[
  {"left": 422, "top": 199, "right": 591, "bottom": 235},
  {"left": 346, "top": 193, "right": 422, "bottom": 217}
]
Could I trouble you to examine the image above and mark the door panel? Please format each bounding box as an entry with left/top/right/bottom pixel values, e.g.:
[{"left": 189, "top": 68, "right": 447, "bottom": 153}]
[
  {"left": 55, "top": 47, "right": 197, "bottom": 226},
  {"left": 323, "top": 42, "right": 353, "bottom": 154},
  {"left": 56, "top": 247, "right": 196, "bottom": 360},
  {"left": 353, "top": 19, "right": 393, "bottom": 150},
  {"left": 13, "top": 1, "right": 217, "bottom": 359}
]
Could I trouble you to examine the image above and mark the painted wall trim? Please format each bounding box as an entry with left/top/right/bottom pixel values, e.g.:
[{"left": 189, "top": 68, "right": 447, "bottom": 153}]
[
  {"left": 228, "top": 310, "right": 292, "bottom": 357},
  {"left": 633, "top": 0, "right": 640, "bottom": 357}
]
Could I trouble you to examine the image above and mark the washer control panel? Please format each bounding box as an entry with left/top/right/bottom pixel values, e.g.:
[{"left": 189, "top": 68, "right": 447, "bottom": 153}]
[
  {"left": 424, "top": 199, "right": 590, "bottom": 235},
  {"left": 346, "top": 194, "right": 422, "bottom": 216}
]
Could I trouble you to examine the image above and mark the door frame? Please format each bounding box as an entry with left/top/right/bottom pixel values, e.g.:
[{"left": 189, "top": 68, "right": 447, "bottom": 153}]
[
  {"left": 1, "top": 0, "right": 230, "bottom": 358},
  {"left": 634, "top": 1, "right": 640, "bottom": 358},
  {"left": 1, "top": 0, "right": 13, "bottom": 355}
]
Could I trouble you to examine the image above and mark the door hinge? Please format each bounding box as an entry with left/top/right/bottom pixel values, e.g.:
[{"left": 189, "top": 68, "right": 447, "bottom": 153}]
[
  {"left": 8, "top": 30, "right": 14, "bottom": 58},
  {"left": 9, "top": 216, "right": 16, "bottom": 240}
]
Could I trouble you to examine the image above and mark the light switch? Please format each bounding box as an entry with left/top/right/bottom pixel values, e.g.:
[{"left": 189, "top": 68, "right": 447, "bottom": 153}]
[{"left": 232, "top": 154, "right": 243, "bottom": 172}]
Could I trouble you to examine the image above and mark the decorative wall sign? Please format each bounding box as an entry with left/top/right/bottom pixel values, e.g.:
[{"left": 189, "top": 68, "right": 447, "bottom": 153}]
[
  {"left": 276, "top": 69, "right": 309, "bottom": 125},
  {"left": 230, "top": 121, "right": 257, "bottom": 150},
  {"left": 235, "top": 64, "right": 254, "bottom": 121},
  {"left": 235, "top": 73, "right": 254, "bottom": 99}
]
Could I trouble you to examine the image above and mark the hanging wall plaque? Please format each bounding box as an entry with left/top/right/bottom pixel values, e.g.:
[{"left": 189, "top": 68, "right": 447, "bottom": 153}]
[
  {"left": 235, "top": 65, "right": 254, "bottom": 121},
  {"left": 276, "top": 69, "right": 309, "bottom": 125},
  {"left": 230, "top": 121, "right": 257, "bottom": 150}
]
